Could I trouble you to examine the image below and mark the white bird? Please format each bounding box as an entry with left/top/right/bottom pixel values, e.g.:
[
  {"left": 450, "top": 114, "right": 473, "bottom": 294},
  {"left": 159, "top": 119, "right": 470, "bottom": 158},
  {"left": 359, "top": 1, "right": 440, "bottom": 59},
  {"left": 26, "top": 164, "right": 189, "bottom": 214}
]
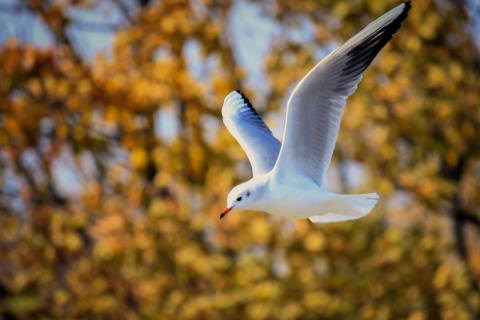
[{"left": 221, "top": 2, "right": 411, "bottom": 223}]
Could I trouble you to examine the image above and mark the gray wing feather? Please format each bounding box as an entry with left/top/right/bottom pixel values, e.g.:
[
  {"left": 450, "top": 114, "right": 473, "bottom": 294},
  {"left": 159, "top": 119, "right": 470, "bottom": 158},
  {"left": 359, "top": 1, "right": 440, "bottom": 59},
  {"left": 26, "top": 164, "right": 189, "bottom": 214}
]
[
  {"left": 222, "top": 90, "right": 281, "bottom": 177},
  {"left": 274, "top": 2, "right": 411, "bottom": 185}
]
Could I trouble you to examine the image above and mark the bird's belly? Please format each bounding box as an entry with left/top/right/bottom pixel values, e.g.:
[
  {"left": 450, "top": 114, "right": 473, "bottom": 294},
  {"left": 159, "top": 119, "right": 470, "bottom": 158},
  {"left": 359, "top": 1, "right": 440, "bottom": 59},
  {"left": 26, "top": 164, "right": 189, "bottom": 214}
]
[{"left": 263, "top": 182, "right": 332, "bottom": 219}]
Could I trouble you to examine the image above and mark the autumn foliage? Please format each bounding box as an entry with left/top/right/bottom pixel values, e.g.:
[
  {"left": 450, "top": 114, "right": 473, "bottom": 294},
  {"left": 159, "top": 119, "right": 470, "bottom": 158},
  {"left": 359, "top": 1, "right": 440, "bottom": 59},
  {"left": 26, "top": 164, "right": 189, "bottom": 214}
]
[{"left": 0, "top": 0, "right": 479, "bottom": 319}]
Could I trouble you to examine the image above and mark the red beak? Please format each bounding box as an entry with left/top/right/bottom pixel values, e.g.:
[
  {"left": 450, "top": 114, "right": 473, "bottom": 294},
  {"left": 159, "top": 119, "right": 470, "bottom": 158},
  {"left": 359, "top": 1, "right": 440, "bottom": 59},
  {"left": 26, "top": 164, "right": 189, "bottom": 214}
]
[{"left": 220, "top": 207, "right": 232, "bottom": 219}]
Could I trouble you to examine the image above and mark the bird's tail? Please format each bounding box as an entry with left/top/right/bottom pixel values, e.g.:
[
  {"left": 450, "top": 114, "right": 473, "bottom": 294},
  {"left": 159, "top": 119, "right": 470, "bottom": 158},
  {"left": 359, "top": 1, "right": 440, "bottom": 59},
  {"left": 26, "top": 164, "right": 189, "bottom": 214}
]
[{"left": 309, "top": 193, "right": 379, "bottom": 223}]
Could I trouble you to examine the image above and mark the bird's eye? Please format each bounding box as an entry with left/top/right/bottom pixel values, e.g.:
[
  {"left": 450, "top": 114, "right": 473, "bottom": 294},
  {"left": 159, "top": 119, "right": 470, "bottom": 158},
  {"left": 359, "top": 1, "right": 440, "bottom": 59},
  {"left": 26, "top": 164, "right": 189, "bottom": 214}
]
[{"left": 236, "top": 195, "right": 242, "bottom": 202}]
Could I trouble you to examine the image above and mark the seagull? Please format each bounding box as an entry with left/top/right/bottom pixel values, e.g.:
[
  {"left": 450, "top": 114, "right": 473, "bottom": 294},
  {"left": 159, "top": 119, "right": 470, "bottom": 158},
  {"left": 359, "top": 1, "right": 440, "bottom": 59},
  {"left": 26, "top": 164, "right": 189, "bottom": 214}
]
[{"left": 220, "top": 2, "right": 411, "bottom": 223}]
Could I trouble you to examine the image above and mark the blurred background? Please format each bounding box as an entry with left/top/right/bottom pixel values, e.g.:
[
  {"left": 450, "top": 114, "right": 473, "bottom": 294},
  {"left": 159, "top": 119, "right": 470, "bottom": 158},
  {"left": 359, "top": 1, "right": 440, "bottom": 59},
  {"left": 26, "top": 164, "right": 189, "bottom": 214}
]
[{"left": 0, "top": 0, "right": 479, "bottom": 319}]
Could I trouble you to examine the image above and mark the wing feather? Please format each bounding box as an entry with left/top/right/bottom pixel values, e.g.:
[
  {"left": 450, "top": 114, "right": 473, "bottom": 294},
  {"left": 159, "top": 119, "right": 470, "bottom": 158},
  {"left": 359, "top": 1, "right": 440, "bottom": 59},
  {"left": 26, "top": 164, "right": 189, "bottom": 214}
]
[
  {"left": 273, "top": 2, "right": 411, "bottom": 185},
  {"left": 222, "top": 90, "right": 281, "bottom": 176}
]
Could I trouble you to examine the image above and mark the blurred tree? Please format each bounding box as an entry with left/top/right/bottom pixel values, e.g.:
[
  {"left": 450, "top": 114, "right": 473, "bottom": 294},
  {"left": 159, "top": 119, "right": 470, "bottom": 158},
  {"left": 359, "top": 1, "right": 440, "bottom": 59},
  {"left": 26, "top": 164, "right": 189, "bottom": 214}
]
[{"left": 0, "top": 0, "right": 479, "bottom": 319}]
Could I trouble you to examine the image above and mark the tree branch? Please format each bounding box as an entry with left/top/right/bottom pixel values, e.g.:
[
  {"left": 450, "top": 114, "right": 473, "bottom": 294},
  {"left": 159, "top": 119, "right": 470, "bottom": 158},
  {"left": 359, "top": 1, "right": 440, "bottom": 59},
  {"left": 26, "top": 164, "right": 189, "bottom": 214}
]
[{"left": 458, "top": 209, "right": 480, "bottom": 229}]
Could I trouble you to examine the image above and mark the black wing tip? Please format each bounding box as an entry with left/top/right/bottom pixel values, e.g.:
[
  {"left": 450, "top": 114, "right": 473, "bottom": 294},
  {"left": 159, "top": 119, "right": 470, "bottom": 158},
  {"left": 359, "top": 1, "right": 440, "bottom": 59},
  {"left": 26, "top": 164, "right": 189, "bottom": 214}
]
[
  {"left": 398, "top": 1, "right": 412, "bottom": 22},
  {"left": 235, "top": 89, "right": 246, "bottom": 100},
  {"left": 334, "top": 2, "right": 412, "bottom": 93},
  {"left": 348, "top": 1, "right": 412, "bottom": 54},
  {"left": 341, "top": 2, "right": 411, "bottom": 71},
  {"left": 403, "top": 1, "right": 412, "bottom": 13},
  {"left": 233, "top": 89, "right": 254, "bottom": 108}
]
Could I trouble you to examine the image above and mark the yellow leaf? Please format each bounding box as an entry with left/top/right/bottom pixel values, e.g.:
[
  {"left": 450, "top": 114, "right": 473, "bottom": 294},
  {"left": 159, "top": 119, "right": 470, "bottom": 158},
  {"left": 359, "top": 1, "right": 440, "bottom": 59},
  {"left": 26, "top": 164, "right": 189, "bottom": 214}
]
[
  {"left": 433, "top": 263, "right": 450, "bottom": 289},
  {"left": 130, "top": 147, "right": 148, "bottom": 170},
  {"left": 408, "top": 312, "right": 426, "bottom": 320},
  {"left": 64, "top": 232, "right": 82, "bottom": 251},
  {"left": 427, "top": 64, "right": 445, "bottom": 87},
  {"left": 449, "top": 62, "right": 463, "bottom": 81},
  {"left": 249, "top": 216, "right": 271, "bottom": 243},
  {"left": 304, "top": 232, "right": 325, "bottom": 251}
]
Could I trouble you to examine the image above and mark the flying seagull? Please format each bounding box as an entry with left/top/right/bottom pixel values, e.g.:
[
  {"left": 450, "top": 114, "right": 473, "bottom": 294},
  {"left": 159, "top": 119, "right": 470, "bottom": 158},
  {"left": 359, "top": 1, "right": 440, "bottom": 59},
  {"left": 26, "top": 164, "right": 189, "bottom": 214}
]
[{"left": 221, "top": 2, "right": 411, "bottom": 223}]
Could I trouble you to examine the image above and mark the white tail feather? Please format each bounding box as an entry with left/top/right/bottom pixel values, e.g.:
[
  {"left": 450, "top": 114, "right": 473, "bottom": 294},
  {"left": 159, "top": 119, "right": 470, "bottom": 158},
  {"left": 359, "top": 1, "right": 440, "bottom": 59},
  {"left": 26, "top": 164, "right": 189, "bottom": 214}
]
[{"left": 309, "top": 193, "right": 379, "bottom": 223}]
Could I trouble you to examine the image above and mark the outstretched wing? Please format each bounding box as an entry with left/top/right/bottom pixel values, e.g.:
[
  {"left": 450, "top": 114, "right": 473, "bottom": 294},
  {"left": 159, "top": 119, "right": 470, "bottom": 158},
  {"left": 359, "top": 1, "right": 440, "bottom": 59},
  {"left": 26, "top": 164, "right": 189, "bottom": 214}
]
[
  {"left": 222, "top": 90, "right": 281, "bottom": 177},
  {"left": 273, "top": 2, "right": 411, "bottom": 185}
]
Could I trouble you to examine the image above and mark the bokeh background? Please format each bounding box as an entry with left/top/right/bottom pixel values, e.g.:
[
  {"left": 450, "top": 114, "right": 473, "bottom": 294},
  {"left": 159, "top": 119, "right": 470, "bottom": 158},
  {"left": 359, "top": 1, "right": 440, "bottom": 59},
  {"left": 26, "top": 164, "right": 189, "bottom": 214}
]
[{"left": 1, "top": 0, "right": 480, "bottom": 319}]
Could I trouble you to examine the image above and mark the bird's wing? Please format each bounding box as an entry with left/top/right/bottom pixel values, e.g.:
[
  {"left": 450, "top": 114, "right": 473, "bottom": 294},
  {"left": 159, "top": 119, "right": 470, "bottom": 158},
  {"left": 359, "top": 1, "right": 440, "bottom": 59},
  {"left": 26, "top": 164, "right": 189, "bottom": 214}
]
[
  {"left": 273, "top": 2, "right": 411, "bottom": 185},
  {"left": 222, "top": 90, "right": 281, "bottom": 177}
]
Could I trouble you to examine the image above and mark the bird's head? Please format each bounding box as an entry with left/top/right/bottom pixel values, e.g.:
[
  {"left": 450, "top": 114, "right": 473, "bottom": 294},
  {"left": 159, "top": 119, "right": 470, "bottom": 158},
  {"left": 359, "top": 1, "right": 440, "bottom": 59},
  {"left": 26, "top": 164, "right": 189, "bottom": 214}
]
[{"left": 220, "top": 180, "right": 260, "bottom": 219}]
